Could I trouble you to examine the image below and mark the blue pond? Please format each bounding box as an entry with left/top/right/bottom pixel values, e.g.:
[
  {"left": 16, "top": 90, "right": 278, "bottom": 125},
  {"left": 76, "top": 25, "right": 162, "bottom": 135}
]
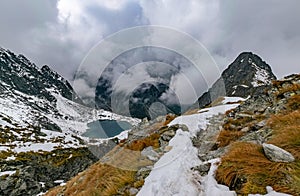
[{"left": 82, "top": 120, "right": 132, "bottom": 139}]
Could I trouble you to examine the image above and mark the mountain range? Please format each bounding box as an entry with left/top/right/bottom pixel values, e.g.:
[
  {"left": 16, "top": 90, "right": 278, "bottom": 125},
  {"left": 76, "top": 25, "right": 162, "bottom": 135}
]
[{"left": 0, "top": 46, "right": 298, "bottom": 196}]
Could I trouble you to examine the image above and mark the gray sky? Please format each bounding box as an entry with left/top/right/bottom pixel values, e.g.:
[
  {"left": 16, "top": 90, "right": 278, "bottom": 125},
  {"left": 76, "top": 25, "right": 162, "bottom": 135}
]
[{"left": 0, "top": 0, "right": 299, "bottom": 80}]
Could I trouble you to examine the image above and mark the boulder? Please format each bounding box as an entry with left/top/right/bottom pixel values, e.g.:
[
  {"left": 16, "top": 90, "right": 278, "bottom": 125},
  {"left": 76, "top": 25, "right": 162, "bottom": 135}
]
[
  {"left": 141, "top": 146, "right": 159, "bottom": 161},
  {"left": 129, "top": 187, "right": 139, "bottom": 195},
  {"left": 263, "top": 143, "right": 295, "bottom": 162}
]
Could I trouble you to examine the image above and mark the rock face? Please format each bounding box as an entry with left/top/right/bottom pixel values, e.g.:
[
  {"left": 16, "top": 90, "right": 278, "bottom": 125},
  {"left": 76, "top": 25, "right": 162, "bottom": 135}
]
[
  {"left": 0, "top": 47, "right": 81, "bottom": 104},
  {"left": 196, "top": 52, "right": 276, "bottom": 108},
  {"left": 262, "top": 143, "right": 295, "bottom": 163},
  {"left": 0, "top": 148, "right": 98, "bottom": 196}
]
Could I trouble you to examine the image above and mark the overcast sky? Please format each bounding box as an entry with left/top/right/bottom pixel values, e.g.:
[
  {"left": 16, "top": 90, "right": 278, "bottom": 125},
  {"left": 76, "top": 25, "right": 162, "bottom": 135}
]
[{"left": 0, "top": 0, "right": 299, "bottom": 80}]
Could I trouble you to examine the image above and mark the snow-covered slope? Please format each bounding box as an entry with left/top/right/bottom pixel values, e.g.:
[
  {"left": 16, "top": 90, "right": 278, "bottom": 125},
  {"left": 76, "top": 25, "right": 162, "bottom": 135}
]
[
  {"left": 0, "top": 88, "right": 139, "bottom": 153},
  {"left": 0, "top": 47, "right": 140, "bottom": 154}
]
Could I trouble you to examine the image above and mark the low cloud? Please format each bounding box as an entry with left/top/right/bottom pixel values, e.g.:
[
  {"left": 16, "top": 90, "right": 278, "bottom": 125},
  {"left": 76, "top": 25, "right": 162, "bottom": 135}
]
[{"left": 0, "top": 0, "right": 299, "bottom": 89}]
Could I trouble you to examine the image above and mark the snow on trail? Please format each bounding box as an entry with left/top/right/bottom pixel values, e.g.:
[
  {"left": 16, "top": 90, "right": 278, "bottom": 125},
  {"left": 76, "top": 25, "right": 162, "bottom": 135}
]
[
  {"left": 202, "top": 158, "right": 237, "bottom": 196},
  {"left": 169, "top": 104, "right": 239, "bottom": 135},
  {"left": 138, "top": 104, "right": 240, "bottom": 196},
  {"left": 137, "top": 129, "right": 201, "bottom": 196},
  {"left": 138, "top": 100, "right": 291, "bottom": 196}
]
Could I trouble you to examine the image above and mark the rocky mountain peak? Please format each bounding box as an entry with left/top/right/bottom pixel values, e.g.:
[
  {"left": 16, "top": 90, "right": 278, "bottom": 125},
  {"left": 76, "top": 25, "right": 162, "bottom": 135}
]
[
  {"left": 0, "top": 47, "right": 81, "bottom": 103},
  {"left": 40, "top": 65, "right": 63, "bottom": 81},
  {"left": 196, "top": 52, "right": 277, "bottom": 108}
]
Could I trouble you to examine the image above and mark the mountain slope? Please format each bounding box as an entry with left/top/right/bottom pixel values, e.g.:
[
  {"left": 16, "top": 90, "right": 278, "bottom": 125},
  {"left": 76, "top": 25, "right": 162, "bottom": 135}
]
[
  {"left": 0, "top": 47, "right": 81, "bottom": 103},
  {"left": 45, "top": 54, "right": 298, "bottom": 196},
  {"left": 0, "top": 47, "right": 140, "bottom": 195},
  {"left": 0, "top": 47, "right": 139, "bottom": 137},
  {"left": 47, "top": 73, "right": 299, "bottom": 196},
  {"left": 196, "top": 52, "right": 276, "bottom": 108}
]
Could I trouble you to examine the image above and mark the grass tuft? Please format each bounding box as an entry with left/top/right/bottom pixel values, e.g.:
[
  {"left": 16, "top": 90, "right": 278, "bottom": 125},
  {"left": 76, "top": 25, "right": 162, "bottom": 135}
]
[
  {"left": 126, "top": 133, "right": 160, "bottom": 151},
  {"left": 217, "top": 129, "right": 244, "bottom": 147},
  {"left": 217, "top": 92, "right": 300, "bottom": 195},
  {"left": 216, "top": 142, "right": 298, "bottom": 195},
  {"left": 286, "top": 95, "right": 300, "bottom": 111},
  {"left": 46, "top": 163, "right": 135, "bottom": 196},
  {"left": 163, "top": 114, "right": 176, "bottom": 126}
]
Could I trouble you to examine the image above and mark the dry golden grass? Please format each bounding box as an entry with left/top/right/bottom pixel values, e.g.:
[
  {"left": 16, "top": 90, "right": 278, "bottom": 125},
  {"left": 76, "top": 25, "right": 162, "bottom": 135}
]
[
  {"left": 46, "top": 145, "right": 153, "bottom": 196},
  {"left": 46, "top": 163, "right": 135, "bottom": 196},
  {"left": 286, "top": 94, "right": 300, "bottom": 111},
  {"left": 217, "top": 93, "right": 300, "bottom": 195},
  {"left": 216, "top": 129, "right": 244, "bottom": 147},
  {"left": 272, "top": 80, "right": 285, "bottom": 87},
  {"left": 216, "top": 142, "right": 298, "bottom": 195},
  {"left": 46, "top": 126, "right": 165, "bottom": 196},
  {"left": 163, "top": 114, "right": 176, "bottom": 126},
  {"left": 222, "top": 116, "right": 253, "bottom": 131},
  {"left": 224, "top": 109, "right": 235, "bottom": 116},
  {"left": 101, "top": 146, "right": 152, "bottom": 171},
  {"left": 267, "top": 109, "right": 300, "bottom": 160},
  {"left": 133, "top": 179, "right": 145, "bottom": 188},
  {"left": 126, "top": 133, "right": 160, "bottom": 151}
]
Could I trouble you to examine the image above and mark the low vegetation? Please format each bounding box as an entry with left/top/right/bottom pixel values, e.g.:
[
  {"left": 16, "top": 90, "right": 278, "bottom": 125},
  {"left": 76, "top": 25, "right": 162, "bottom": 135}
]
[
  {"left": 216, "top": 91, "right": 300, "bottom": 195},
  {"left": 163, "top": 114, "right": 176, "bottom": 125},
  {"left": 126, "top": 133, "right": 160, "bottom": 151},
  {"left": 216, "top": 129, "right": 244, "bottom": 147},
  {"left": 46, "top": 163, "right": 136, "bottom": 196},
  {"left": 216, "top": 142, "right": 299, "bottom": 195}
]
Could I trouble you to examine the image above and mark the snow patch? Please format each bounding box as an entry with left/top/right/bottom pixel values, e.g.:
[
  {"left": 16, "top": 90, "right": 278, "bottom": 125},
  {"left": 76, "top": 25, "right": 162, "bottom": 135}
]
[
  {"left": 54, "top": 180, "right": 66, "bottom": 186},
  {"left": 251, "top": 62, "right": 271, "bottom": 87},
  {"left": 240, "top": 84, "right": 249, "bottom": 88},
  {"left": 222, "top": 97, "right": 246, "bottom": 104},
  {"left": 169, "top": 104, "right": 239, "bottom": 136},
  {"left": 0, "top": 146, "right": 10, "bottom": 152},
  {"left": 202, "top": 159, "right": 236, "bottom": 196},
  {"left": 13, "top": 142, "right": 59, "bottom": 153},
  {"left": 5, "top": 155, "right": 16, "bottom": 161},
  {"left": 0, "top": 170, "right": 16, "bottom": 177},
  {"left": 249, "top": 186, "right": 292, "bottom": 196},
  {"left": 39, "top": 182, "right": 46, "bottom": 188}
]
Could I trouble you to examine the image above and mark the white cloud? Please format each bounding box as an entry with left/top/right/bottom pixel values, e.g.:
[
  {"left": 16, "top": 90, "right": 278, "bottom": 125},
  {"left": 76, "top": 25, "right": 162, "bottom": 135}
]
[
  {"left": 140, "top": 0, "right": 219, "bottom": 33},
  {"left": 0, "top": 0, "right": 299, "bottom": 81}
]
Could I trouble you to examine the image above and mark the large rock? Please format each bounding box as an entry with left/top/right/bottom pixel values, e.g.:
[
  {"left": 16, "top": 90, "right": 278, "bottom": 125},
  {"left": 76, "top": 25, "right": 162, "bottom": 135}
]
[
  {"left": 141, "top": 146, "right": 159, "bottom": 161},
  {"left": 262, "top": 143, "right": 295, "bottom": 163}
]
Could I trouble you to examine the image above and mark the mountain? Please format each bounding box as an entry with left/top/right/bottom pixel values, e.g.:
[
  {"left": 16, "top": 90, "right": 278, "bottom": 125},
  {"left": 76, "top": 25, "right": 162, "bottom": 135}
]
[
  {"left": 0, "top": 47, "right": 81, "bottom": 104},
  {"left": 1, "top": 47, "right": 297, "bottom": 195},
  {"left": 47, "top": 70, "right": 300, "bottom": 195},
  {"left": 46, "top": 52, "right": 299, "bottom": 196},
  {"left": 196, "top": 52, "right": 277, "bottom": 108},
  {"left": 0, "top": 47, "right": 139, "bottom": 195},
  {"left": 128, "top": 82, "right": 181, "bottom": 119},
  {"left": 95, "top": 80, "right": 182, "bottom": 120}
]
